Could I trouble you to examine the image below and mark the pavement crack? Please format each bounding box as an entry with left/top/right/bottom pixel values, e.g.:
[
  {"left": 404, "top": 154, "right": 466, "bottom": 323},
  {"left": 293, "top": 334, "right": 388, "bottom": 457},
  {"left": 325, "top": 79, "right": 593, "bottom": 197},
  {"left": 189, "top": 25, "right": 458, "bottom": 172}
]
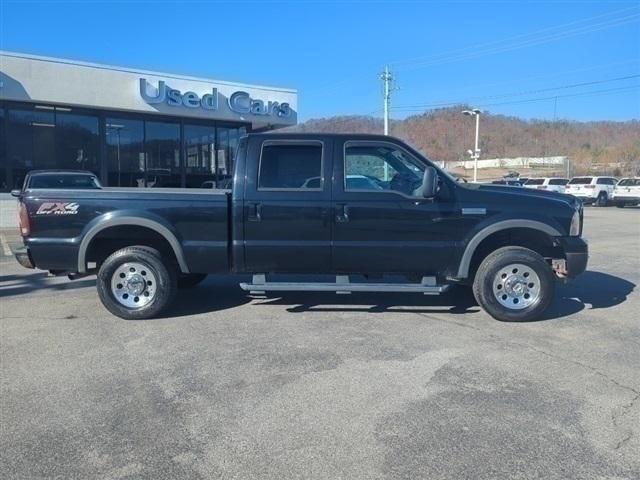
[{"left": 413, "top": 312, "right": 640, "bottom": 451}]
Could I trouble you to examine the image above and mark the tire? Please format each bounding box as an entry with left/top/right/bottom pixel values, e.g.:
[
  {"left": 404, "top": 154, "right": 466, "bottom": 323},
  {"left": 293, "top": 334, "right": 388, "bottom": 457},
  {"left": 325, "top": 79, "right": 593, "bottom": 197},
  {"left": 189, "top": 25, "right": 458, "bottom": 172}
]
[
  {"left": 595, "top": 192, "right": 608, "bottom": 207},
  {"left": 96, "top": 246, "right": 177, "bottom": 320},
  {"left": 472, "top": 246, "right": 555, "bottom": 322},
  {"left": 177, "top": 273, "right": 208, "bottom": 289},
  {"left": 615, "top": 202, "right": 626, "bottom": 208}
]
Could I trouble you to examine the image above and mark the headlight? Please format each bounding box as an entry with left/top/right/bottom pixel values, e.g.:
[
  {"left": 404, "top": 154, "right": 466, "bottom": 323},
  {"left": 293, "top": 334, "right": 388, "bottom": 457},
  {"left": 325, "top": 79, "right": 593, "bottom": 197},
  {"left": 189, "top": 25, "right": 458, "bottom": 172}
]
[{"left": 570, "top": 210, "right": 581, "bottom": 236}]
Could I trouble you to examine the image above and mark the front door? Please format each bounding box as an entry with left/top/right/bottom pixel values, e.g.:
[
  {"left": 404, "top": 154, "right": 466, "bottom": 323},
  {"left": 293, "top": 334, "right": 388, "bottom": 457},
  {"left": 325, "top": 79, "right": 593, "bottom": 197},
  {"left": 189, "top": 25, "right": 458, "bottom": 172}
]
[
  {"left": 243, "top": 138, "right": 332, "bottom": 273},
  {"left": 331, "top": 140, "right": 459, "bottom": 275}
]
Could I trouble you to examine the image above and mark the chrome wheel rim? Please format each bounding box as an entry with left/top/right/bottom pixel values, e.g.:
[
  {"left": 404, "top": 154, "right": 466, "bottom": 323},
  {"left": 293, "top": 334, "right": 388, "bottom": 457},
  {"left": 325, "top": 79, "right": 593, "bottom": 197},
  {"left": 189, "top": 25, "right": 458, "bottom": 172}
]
[
  {"left": 110, "top": 262, "right": 157, "bottom": 309},
  {"left": 493, "top": 263, "right": 540, "bottom": 310}
]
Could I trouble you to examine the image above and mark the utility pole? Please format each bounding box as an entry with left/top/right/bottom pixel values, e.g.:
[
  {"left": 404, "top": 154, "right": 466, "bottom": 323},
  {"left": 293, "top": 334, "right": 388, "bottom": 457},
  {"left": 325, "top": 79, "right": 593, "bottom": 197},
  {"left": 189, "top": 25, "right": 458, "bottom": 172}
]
[
  {"left": 380, "top": 65, "right": 393, "bottom": 136},
  {"left": 380, "top": 65, "right": 395, "bottom": 180},
  {"left": 462, "top": 108, "right": 481, "bottom": 182}
]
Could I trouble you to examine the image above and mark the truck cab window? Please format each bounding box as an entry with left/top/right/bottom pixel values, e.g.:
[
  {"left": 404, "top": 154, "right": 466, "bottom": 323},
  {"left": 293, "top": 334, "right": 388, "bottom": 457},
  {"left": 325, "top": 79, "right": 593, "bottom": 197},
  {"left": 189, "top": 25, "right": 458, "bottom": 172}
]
[
  {"left": 258, "top": 143, "right": 323, "bottom": 190},
  {"left": 345, "top": 144, "right": 425, "bottom": 196}
]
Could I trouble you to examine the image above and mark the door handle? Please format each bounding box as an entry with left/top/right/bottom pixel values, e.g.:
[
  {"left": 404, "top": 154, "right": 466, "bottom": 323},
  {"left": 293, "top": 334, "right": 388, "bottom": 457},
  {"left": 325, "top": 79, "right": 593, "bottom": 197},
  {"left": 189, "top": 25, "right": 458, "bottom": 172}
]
[
  {"left": 336, "top": 204, "right": 350, "bottom": 223},
  {"left": 248, "top": 202, "right": 262, "bottom": 222}
]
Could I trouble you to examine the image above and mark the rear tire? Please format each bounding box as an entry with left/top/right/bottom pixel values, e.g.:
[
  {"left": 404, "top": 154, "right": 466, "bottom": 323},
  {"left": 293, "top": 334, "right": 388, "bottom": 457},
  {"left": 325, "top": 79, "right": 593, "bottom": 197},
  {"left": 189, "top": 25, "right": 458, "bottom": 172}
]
[
  {"left": 472, "top": 246, "right": 555, "bottom": 322},
  {"left": 595, "top": 192, "right": 608, "bottom": 207},
  {"left": 96, "top": 246, "right": 177, "bottom": 320},
  {"left": 616, "top": 202, "right": 626, "bottom": 208},
  {"left": 177, "top": 273, "right": 208, "bottom": 289}
]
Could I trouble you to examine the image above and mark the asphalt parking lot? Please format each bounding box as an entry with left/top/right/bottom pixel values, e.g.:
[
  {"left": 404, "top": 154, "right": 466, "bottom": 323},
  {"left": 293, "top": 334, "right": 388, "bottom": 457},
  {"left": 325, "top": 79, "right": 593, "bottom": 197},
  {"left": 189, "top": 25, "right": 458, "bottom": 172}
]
[{"left": 1, "top": 207, "right": 639, "bottom": 480}]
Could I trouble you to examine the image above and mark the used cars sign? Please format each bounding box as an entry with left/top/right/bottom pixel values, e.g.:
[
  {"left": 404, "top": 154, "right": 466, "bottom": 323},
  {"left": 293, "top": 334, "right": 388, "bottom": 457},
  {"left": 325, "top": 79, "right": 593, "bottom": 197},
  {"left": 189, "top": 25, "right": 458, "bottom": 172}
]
[{"left": 139, "top": 78, "right": 291, "bottom": 118}]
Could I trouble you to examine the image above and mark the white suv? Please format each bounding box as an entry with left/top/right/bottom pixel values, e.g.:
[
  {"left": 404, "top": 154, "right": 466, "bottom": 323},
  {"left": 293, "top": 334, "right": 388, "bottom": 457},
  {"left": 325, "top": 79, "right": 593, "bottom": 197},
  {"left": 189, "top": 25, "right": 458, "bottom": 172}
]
[
  {"left": 523, "top": 177, "right": 569, "bottom": 193},
  {"left": 612, "top": 177, "right": 640, "bottom": 208},
  {"left": 565, "top": 176, "right": 618, "bottom": 206}
]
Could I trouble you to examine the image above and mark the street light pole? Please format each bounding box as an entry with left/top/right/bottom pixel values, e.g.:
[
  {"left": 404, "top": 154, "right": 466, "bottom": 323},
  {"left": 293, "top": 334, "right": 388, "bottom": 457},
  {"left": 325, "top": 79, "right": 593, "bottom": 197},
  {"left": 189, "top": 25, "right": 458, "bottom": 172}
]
[
  {"left": 462, "top": 108, "right": 481, "bottom": 182},
  {"left": 473, "top": 111, "right": 480, "bottom": 182}
]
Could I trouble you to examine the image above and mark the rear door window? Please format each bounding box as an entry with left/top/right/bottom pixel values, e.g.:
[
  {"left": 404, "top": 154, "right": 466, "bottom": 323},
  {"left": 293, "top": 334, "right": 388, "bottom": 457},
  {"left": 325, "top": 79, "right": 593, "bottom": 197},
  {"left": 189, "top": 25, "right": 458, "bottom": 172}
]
[
  {"left": 258, "top": 143, "right": 323, "bottom": 190},
  {"left": 618, "top": 178, "right": 640, "bottom": 186},
  {"left": 568, "top": 177, "right": 593, "bottom": 185},
  {"left": 549, "top": 179, "right": 569, "bottom": 185},
  {"left": 525, "top": 179, "right": 545, "bottom": 185}
]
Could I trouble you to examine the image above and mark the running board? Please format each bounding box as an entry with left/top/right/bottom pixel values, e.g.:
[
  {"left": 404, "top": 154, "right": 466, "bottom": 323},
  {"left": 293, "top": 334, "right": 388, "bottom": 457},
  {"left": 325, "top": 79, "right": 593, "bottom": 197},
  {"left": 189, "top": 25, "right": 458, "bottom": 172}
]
[{"left": 239, "top": 275, "right": 451, "bottom": 295}]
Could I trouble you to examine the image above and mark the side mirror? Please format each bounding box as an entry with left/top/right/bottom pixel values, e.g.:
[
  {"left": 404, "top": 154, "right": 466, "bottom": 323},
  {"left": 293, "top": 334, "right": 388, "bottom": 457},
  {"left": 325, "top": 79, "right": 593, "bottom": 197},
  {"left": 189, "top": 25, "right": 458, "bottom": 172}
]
[
  {"left": 10, "top": 189, "right": 21, "bottom": 198},
  {"left": 413, "top": 167, "right": 438, "bottom": 198}
]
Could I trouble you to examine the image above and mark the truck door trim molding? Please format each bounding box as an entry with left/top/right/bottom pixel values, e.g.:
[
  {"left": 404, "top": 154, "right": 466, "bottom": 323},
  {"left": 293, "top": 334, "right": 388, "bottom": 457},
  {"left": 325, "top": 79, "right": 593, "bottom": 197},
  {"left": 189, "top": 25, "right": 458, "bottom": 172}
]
[
  {"left": 77, "top": 216, "right": 190, "bottom": 274},
  {"left": 456, "top": 219, "right": 562, "bottom": 279}
]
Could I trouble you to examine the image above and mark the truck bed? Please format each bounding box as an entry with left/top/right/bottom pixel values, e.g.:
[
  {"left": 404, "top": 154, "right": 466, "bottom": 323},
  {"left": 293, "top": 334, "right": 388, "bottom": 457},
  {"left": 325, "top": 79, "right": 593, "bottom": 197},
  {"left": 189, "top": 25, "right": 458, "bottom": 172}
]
[{"left": 22, "top": 187, "right": 231, "bottom": 274}]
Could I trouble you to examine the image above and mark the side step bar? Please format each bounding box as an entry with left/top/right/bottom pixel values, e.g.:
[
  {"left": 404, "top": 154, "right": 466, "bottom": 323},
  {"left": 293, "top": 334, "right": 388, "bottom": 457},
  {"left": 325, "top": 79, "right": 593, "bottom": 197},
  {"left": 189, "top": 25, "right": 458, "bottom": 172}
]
[{"left": 239, "top": 275, "right": 451, "bottom": 295}]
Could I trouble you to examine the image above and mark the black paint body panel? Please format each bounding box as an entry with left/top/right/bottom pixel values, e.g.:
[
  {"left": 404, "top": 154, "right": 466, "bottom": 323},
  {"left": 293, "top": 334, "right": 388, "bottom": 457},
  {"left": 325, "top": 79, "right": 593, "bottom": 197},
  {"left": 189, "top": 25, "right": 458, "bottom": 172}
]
[{"left": 17, "top": 133, "right": 584, "bottom": 279}]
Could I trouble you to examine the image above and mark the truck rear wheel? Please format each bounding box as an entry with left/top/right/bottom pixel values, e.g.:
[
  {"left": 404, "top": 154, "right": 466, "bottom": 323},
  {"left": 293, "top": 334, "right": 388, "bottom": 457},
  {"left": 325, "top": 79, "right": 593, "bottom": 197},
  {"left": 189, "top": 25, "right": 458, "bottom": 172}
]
[
  {"left": 472, "top": 246, "right": 555, "bottom": 322},
  {"left": 96, "top": 246, "right": 177, "bottom": 320}
]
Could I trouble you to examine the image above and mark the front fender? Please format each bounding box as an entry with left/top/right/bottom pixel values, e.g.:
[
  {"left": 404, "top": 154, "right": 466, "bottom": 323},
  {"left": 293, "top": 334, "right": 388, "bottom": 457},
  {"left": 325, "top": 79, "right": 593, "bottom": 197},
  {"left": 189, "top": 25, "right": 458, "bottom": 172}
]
[{"left": 454, "top": 218, "right": 563, "bottom": 279}]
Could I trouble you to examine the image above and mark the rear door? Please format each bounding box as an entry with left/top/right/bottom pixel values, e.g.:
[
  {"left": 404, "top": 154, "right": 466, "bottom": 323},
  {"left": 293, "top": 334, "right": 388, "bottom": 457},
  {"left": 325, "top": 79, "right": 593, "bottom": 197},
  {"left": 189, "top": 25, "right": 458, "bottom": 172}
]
[{"left": 242, "top": 138, "right": 332, "bottom": 273}]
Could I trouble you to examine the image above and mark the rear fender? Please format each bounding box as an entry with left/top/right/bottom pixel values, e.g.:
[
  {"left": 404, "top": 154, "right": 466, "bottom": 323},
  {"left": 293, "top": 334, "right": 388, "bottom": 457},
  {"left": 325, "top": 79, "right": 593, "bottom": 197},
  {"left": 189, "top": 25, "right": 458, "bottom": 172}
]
[{"left": 77, "top": 211, "right": 189, "bottom": 274}]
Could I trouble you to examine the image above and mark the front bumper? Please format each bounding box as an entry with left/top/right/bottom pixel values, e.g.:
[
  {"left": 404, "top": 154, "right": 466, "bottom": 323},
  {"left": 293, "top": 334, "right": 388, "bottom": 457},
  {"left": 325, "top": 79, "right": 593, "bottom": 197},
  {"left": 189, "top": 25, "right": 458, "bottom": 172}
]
[
  {"left": 555, "top": 236, "right": 588, "bottom": 278},
  {"left": 14, "top": 245, "right": 35, "bottom": 269}
]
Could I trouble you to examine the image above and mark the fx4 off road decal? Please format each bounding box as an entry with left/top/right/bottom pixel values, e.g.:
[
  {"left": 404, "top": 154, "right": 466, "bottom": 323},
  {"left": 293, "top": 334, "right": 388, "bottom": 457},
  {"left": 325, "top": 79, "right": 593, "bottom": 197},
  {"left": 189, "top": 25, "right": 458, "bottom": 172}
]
[{"left": 36, "top": 202, "right": 80, "bottom": 216}]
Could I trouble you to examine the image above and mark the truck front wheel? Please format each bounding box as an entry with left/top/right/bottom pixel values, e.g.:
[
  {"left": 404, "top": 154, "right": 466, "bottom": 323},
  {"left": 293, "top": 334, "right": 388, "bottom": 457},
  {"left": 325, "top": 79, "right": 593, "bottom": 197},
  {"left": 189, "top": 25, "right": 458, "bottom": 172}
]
[
  {"left": 472, "top": 246, "right": 555, "bottom": 322},
  {"left": 96, "top": 246, "right": 177, "bottom": 320}
]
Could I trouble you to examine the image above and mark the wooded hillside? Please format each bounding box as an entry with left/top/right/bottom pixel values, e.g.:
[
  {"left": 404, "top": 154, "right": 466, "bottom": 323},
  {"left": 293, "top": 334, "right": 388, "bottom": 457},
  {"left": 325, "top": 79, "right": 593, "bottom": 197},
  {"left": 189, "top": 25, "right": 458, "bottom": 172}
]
[{"left": 290, "top": 107, "right": 640, "bottom": 176}]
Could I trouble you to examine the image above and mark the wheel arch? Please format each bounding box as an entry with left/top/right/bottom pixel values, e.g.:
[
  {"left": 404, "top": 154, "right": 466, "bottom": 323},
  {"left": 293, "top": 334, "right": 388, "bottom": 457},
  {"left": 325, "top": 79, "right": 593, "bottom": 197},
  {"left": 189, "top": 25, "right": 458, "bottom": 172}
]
[
  {"left": 456, "top": 219, "right": 561, "bottom": 279},
  {"left": 78, "top": 214, "right": 189, "bottom": 274}
]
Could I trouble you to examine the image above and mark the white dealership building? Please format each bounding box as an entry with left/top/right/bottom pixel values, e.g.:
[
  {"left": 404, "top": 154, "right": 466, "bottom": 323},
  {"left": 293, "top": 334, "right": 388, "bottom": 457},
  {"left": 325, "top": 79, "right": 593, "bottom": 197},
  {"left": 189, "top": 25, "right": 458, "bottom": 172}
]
[{"left": 0, "top": 51, "right": 298, "bottom": 190}]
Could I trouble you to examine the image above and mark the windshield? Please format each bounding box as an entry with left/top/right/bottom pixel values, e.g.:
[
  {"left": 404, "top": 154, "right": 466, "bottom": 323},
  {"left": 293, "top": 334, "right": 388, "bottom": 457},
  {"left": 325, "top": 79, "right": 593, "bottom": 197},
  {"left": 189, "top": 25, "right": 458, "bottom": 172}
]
[
  {"left": 28, "top": 174, "right": 101, "bottom": 189},
  {"left": 618, "top": 178, "right": 640, "bottom": 186},
  {"left": 525, "top": 179, "right": 545, "bottom": 185},
  {"left": 568, "top": 177, "right": 593, "bottom": 185}
]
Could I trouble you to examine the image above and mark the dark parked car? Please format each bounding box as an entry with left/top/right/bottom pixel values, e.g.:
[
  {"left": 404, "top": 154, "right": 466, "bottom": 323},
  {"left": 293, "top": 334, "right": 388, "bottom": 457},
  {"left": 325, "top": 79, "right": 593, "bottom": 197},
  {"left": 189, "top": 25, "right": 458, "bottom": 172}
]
[
  {"left": 12, "top": 170, "right": 101, "bottom": 193},
  {"left": 491, "top": 179, "right": 523, "bottom": 187},
  {"left": 13, "top": 133, "right": 588, "bottom": 322}
]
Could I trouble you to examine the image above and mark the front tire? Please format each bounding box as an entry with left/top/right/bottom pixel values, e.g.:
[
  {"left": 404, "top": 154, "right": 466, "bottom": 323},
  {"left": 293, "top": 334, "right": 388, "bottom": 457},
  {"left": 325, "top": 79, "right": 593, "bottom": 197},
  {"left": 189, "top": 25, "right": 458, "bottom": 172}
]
[
  {"left": 472, "top": 246, "right": 555, "bottom": 322},
  {"left": 97, "top": 246, "right": 177, "bottom": 320}
]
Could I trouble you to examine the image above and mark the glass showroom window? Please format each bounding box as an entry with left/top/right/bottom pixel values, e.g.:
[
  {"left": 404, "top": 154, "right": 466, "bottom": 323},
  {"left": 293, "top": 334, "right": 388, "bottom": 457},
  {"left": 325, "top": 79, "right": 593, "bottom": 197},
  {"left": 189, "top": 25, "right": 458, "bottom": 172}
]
[
  {"left": 216, "top": 126, "right": 247, "bottom": 188},
  {"left": 5, "top": 107, "right": 56, "bottom": 190},
  {"left": 55, "top": 112, "right": 99, "bottom": 174},
  {"left": 184, "top": 124, "right": 216, "bottom": 188},
  {"left": 145, "top": 120, "right": 181, "bottom": 188},
  {"left": 0, "top": 109, "right": 6, "bottom": 191},
  {"left": 106, "top": 118, "right": 145, "bottom": 187}
]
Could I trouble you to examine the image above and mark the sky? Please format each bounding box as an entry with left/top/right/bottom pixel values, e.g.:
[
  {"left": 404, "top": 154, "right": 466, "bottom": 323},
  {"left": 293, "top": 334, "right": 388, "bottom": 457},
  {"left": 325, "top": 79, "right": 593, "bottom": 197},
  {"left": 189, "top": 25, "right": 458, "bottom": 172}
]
[{"left": 0, "top": 0, "right": 638, "bottom": 122}]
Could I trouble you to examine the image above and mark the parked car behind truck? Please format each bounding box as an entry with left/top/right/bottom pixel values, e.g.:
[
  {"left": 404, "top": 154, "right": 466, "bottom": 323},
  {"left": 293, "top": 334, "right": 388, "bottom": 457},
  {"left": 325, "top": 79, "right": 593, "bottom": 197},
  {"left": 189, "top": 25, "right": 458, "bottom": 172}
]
[
  {"left": 523, "top": 177, "right": 569, "bottom": 193},
  {"left": 612, "top": 177, "right": 640, "bottom": 207},
  {"left": 565, "top": 176, "right": 617, "bottom": 206},
  {"left": 13, "top": 133, "right": 588, "bottom": 322}
]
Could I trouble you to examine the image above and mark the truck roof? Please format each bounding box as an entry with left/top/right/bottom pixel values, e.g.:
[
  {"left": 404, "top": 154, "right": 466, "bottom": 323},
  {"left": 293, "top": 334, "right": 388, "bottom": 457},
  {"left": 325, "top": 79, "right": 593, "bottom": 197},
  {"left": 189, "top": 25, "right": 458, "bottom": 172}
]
[{"left": 248, "top": 132, "right": 402, "bottom": 142}]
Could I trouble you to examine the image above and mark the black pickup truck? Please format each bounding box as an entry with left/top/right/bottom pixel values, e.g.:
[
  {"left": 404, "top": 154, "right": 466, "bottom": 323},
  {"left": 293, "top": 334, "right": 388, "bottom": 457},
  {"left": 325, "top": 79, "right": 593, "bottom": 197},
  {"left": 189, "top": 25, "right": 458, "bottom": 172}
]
[{"left": 13, "top": 133, "right": 588, "bottom": 321}]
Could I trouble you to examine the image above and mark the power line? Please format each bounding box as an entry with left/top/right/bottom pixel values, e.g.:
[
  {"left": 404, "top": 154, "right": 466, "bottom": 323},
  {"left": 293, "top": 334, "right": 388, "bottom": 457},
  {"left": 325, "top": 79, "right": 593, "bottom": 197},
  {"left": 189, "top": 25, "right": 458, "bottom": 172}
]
[
  {"left": 391, "top": 6, "right": 640, "bottom": 71},
  {"left": 391, "top": 84, "right": 640, "bottom": 112},
  {"left": 304, "top": 8, "right": 639, "bottom": 97},
  {"left": 398, "top": 58, "right": 639, "bottom": 97},
  {"left": 390, "top": 5, "right": 639, "bottom": 67},
  {"left": 393, "top": 74, "right": 640, "bottom": 109}
]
